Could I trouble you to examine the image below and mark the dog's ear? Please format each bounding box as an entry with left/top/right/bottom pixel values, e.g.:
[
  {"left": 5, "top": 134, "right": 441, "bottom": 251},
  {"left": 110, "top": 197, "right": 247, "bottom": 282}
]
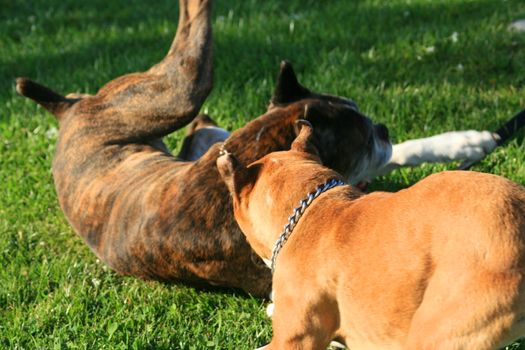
[
  {"left": 217, "top": 153, "right": 257, "bottom": 198},
  {"left": 270, "top": 61, "right": 311, "bottom": 106},
  {"left": 301, "top": 100, "right": 338, "bottom": 123},
  {"left": 291, "top": 118, "right": 320, "bottom": 157}
]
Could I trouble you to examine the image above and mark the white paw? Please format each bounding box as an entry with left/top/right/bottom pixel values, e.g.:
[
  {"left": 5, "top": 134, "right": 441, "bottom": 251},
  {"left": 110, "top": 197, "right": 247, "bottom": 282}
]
[
  {"left": 266, "top": 290, "right": 274, "bottom": 318},
  {"left": 266, "top": 302, "right": 274, "bottom": 318}
]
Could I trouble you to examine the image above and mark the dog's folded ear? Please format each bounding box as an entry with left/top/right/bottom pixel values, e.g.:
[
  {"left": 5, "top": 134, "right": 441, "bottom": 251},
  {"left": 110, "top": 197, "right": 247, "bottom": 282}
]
[
  {"left": 291, "top": 118, "right": 320, "bottom": 158},
  {"left": 270, "top": 61, "right": 311, "bottom": 106},
  {"left": 217, "top": 153, "right": 253, "bottom": 197}
]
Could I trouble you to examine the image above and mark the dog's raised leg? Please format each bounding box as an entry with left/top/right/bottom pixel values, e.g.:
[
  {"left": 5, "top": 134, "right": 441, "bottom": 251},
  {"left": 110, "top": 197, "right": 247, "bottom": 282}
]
[
  {"left": 17, "top": 0, "right": 213, "bottom": 141},
  {"left": 85, "top": 0, "right": 213, "bottom": 141}
]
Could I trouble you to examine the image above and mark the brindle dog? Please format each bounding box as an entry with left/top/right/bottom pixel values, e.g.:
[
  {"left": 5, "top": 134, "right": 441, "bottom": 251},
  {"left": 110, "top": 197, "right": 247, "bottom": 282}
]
[{"left": 16, "top": 0, "right": 390, "bottom": 296}]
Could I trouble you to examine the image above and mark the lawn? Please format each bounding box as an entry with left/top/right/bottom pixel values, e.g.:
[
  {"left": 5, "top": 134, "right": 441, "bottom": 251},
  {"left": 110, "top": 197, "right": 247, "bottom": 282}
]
[{"left": 1, "top": 0, "right": 525, "bottom": 348}]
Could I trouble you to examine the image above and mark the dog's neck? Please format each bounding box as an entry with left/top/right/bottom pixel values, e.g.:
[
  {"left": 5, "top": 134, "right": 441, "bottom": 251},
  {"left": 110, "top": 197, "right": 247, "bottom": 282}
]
[
  {"left": 239, "top": 155, "right": 358, "bottom": 259},
  {"left": 269, "top": 177, "right": 346, "bottom": 271}
]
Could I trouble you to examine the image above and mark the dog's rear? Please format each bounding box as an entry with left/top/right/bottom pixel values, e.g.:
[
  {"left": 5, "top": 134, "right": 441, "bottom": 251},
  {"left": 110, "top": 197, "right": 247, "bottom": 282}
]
[{"left": 401, "top": 174, "right": 525, "bottom": 349}]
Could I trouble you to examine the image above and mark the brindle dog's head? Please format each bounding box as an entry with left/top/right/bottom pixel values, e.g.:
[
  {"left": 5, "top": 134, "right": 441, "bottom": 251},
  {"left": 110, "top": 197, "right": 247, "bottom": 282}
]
[
  {"left": 217, "top": 121, "right": 354, "bottom": 260},
  {"left": 261, "top": 61, "right": 392, "bottom": 185}
]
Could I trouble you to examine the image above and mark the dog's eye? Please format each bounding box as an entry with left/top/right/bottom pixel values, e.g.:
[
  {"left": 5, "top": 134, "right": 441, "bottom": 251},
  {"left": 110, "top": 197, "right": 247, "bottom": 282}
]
[{"left": 364, "top": 129, "right": 375, "bottom": 149}]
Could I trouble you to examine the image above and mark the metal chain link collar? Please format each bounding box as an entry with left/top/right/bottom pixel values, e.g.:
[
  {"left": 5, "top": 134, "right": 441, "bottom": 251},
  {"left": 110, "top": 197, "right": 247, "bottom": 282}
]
[{"left": 270, "top": 178, "right": 346, "bottom": 273}]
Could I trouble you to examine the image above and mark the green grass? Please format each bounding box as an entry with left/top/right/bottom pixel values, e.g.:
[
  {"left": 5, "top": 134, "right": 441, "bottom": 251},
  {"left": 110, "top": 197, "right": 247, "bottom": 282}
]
[{"left": 2, "top": 0, "right": 525, "bottom": 348}]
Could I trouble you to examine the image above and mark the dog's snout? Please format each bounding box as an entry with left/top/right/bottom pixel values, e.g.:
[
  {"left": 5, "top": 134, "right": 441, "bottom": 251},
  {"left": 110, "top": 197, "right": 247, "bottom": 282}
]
[{"left": 375, "top": 123, "right": 389, "bottom": 141}]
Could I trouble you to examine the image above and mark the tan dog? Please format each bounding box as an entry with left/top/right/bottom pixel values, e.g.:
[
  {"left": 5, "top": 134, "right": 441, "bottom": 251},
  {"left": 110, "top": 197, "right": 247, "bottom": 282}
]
[{"left": 217, "top": 121, "right": 525, "bottom": 349}]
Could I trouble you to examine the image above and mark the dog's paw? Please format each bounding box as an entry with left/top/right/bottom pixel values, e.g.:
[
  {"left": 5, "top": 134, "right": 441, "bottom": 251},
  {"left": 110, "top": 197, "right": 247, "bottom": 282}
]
[
  {"left": 265, "top": 290, "right": 274, "bottom": 318},
  {"left": 445, "top": 130, "right": 499, "bottom": 160},
  {"left": 266, "top": 302, "right": 274, "bottom": 318}
]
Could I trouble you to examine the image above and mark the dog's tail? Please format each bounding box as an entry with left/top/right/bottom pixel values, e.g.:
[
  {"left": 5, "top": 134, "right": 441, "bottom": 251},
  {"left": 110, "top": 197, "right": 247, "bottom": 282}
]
[{"left": 16, "top": 78, "right": 79, "bottom": 120}]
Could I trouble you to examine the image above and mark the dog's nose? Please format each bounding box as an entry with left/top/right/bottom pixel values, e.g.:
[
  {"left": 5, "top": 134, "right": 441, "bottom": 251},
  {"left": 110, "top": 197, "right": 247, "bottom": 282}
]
[{"left": 375, "top": 123, "right": 389, "bottom": 141}]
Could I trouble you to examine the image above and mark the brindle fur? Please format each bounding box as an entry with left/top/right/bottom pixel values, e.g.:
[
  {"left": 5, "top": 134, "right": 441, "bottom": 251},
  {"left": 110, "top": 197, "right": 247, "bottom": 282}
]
[{"left": 16, "top": 0, "right": 383, "bottom": 296}]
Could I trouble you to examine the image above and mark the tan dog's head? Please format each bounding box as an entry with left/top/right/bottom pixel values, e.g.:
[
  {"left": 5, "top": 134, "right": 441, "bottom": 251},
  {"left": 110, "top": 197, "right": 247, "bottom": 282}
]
[
  {"left": 217, "top": 121, "right": 344, "bottom": 259},
  {"left": 265, "top": 61, "right": 392, "bottom": 185}
]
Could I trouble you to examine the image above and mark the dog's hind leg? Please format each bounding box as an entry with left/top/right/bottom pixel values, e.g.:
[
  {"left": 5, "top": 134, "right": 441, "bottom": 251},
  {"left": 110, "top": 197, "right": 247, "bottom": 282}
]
[
  {"left": 405, "top": 269, "right": 525, "bottom": 350},
  {"left": 18, "top": 0, "right": 213, "bottom": 142},
  {"left": 90, "top": 0, "right": 214, "bottom": 141}
]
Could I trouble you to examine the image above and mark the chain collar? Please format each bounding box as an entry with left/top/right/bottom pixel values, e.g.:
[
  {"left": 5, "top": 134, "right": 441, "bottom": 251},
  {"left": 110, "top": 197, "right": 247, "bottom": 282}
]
[{"left": 270, "top": 178, "right": 346, "bottom": 273}]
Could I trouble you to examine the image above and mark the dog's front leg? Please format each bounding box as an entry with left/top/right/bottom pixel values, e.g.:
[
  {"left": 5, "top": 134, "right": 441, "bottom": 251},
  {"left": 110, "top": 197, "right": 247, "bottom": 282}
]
[
  {"left": 263, "top": 276, "right": 339, "bottom": 350},
  {"left": 375, "top": 130, "right": 498, "bottom": 176}
]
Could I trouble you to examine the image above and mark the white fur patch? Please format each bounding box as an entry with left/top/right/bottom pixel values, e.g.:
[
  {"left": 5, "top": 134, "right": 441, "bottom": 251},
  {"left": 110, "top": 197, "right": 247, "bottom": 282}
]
[
  {"left": 391, "top": 130, "right": 498, "bottom": 165},
  {"left": 348, "top": 137, "right": 392, "bottom": 185},
  {"left": 374, "top": 130, "right": 498, "bottom": 176}
]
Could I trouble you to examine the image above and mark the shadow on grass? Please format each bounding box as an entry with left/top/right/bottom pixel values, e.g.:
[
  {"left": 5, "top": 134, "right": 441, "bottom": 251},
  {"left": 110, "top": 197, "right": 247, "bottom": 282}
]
[
  {"left": 156, "top": 276, "right": 267, "bottom": 300},
  {"left": 1, "top": 0, "right": 524, "bottom": 100}
]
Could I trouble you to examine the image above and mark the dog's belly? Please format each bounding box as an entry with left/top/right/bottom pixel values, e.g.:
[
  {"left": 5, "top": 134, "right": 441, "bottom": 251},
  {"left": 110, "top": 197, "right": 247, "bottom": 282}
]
[{"left": 53, "top": 143, "right": 271, "bottom": 295}]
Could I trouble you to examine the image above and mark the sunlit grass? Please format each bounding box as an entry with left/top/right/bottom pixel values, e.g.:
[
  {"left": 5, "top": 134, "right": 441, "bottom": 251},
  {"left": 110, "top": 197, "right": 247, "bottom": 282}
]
[{"left": 1, "top": 0, "right": 525, "bottom": 348}]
